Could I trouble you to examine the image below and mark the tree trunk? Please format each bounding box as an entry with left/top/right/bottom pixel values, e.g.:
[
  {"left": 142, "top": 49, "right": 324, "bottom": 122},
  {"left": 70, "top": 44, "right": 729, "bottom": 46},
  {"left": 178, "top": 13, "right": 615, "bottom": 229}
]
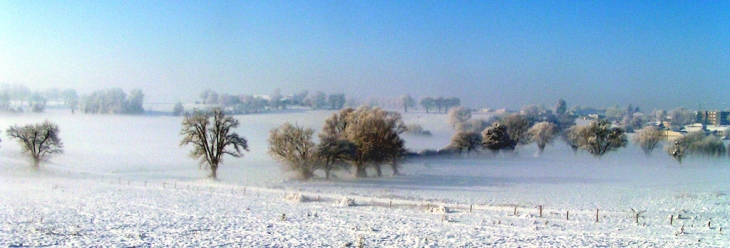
[
  {"left": 355, "top": 164, "right": 367, "bottom": 178},
  {"left": 375, "top": 164, "right": 383, "bottom": 177},
  {"left": 390, "top": 161, "right": 399, "bottom": 176},
  {"left": 209, "top": 165, "right": 218, "bottom": 179},
  {"left": 325, "top": 169, "right": 331, "bottom": 180},
  {"left": 32, "top": 158, "right": 40, "bottom": 171}
]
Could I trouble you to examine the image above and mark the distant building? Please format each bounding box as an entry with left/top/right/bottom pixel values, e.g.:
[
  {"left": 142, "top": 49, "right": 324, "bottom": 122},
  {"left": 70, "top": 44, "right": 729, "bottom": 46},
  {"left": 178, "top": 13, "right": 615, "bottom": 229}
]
[{"left": 695, "top": 111, "right": 730, "bottom": 126}]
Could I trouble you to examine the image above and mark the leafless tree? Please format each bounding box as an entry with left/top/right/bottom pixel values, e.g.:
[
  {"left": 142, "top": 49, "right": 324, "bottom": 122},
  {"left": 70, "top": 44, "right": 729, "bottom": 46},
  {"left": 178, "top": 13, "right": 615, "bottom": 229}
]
[
  {"left": 447, "top": 106, "right": 472, "bottom": 128},
  {"left": 180, "top": 108, "right": 249, "bottom": 180},
  {"left": 449, "top": 131, "right": 482, "bottom": 154},
  {"left": 400, "top": 94, "right": 416, "bottom": 113},
  {"left": 569, "top": 120, "right": 627, "bottom": 156},
  {"left": 501, "top": 114, "right": 532, "bottom": 146},
  {"left": 6, "top": 121, "right": 64, "bottom": 170},
  {"left": 419, "top": 97, "right": 435, "bottom": 113},
  {"left": 268, "top": 122, "right": 318, "bottom": 180},
  {"left": 633, "top": 126, "right": 663, "bottom": 156},
  {"left": 528, "top": 122, "right": 558, "bottom": 153},
  {"left": 668, "top": 107, "right": 694, "bottom": 127}
]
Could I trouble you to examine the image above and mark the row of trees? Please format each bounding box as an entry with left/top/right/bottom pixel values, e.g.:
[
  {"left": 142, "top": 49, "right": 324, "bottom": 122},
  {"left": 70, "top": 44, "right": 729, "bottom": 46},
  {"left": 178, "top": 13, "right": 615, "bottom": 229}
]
[
  {"left": 1, "top": 85, "right": 79, "bottom": 113},
  {"left": 419, "top": 96, "right": 461, "bottom": 113},
  {"left": 268, "top": 106, "right": 406, "bottom": 180},
  {"left": 79, "top": 88, "right": 145, "bottom": 114},
  {"left": 195, "top": 89, "right": 347, "bottom": 114}
]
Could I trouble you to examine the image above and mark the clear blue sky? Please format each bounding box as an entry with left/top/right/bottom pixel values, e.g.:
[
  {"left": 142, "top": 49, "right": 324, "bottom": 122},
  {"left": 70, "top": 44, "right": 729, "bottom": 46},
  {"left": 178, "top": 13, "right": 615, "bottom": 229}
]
[{"left": 1, "top": 0, "right": 728, "bottom": 110}]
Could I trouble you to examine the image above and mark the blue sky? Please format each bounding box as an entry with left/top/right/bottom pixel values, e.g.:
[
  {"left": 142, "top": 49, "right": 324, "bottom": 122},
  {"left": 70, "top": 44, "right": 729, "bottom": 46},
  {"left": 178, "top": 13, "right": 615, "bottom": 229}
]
[{"left": 1, "top": 0, "right": 728, "bottom": 110}]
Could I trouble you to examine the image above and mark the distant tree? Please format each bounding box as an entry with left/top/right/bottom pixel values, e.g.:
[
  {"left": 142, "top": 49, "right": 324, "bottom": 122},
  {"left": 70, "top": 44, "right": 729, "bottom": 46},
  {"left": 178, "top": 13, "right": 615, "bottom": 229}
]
[
  {"left": 28, "top": 92, "right": 46, "bottom": 113},
  {"left": 61, "top": 89, "right": 79, "bottom": 113},
  {"left": 449, "top": 131, "right": 482, "bottom": 154},
  {"left": 569, "top": 120, "right": 628, "bottom": 156},
  {"left": 521, "top": 105, "right": 545, "bottom": 123},
  {"left": 528, "top": 122, "right": 558, "bottom": 153},
  {"left": 455, "top": 118, "right": 490, "bottom": 133},
  {"left": 653, "top": 109, "right": 667, "bottom": 123},
  {"left": 172, "top": 102, "right": 185, "bottom": 116},
  {"left": 501, "top": 114, "right": 532, "bottom": 145},
  {"left": 126, "top": 89, "right": 145, "bottom": 114},
  {"left": 633, "top": 126, "right": 663, "bottom": 156},
  {"left": 292, "top": 90, "right": 309, "bottom": 106},
  {"left": 604, "top": 105, "right": 626, "bottom": 122},
  {"left": 481, "top": 123, "right": 516, "bottom": 152},
  {"left": 668, "top": 107, "right": 693, "bottom": 127},
  {"left": 434, "top": 97, "right": 445, "bottom": 113},
  {"left": 564, "top": 126, "right": 582, "bottom": 153},
  {"left": 419, "top": 97, "right": 435, "bottom": 113},
  {"left": 316, "top": 135, "right": 356, "bottom": 180},
  {"left": 556, "top": 98, "right": 567, "bottom": 115},
  {"left": 268, "top": 123, "right": 318, "bottom": 180},
  {"left": 307, "top": 91, "right": 327, "bottom": 109},
  {"left": 625, "top": 115, "right": 645, "bottom": 133},
  {"left": 199, "top": 89, "right": 219, "bottom": 105},
  {"left": 6, "top": 121, "right": 64, "bottom": 170},
  {"left": 404, "top": 124, "right": 432, "bottom": 136},
  {"left": 444, "top": 97, "right": 461, "bottom": 110},
  {"left": 400, "top": 94, "right": 415, "bottom": 113},
  {"left": 328, "top": 93, "right": 346, "bottom": 109},
  {"left": 180, "top": 108, "right": 249, "bottom": 180},
  {"left": 446, "top": 106, "right": 472, "bottom": 128},
  {"left": 270, "top": 88, "right": 283, "bottom": 110}
]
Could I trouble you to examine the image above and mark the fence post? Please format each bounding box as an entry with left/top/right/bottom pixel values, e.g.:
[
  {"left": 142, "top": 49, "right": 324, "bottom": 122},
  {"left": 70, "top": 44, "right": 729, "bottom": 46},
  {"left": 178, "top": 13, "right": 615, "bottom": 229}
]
[
  {"left": 566, "top": 210, "right": 569, "bottom": 220},
  {"left": 595, "top": 209, "right": 599, "bottom": 223},
  {"left": 539, "top": 205, "right": 543, "bottom": 218},
  {"left": 469, "top": 204, "right": 473, "bottom": 213}
]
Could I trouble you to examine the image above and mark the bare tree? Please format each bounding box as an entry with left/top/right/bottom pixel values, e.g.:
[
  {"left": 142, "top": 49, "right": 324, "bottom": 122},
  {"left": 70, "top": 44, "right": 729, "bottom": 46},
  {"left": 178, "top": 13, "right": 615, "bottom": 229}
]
[
  {"left": 633, "top": 126, "right": 663, "bottom": 156},
  {"left": 180, "top": 108, "right": 249, "bottom": 180},
  {"left": 653, "top": 109, "right": 667, "bottom": 123},
  {"left": 447, "top": 106, "right": 472, "bottom": 128},
  {"left": 455, "top": 118, "right": 490, "bottom": 133},
  {"left": 6, "top": 121, "right": 64, "bottom": 170},
  {"left": 501, "top": 114, "right": 532, "bottom": 146},
  {"left": 668, "top": 107, "right": 693, "bottom": 127},
  {"left": 400, "top": 94, "right": 415, "bottom": 113},
  {"left": 419, "top": 97, "right": 435, "bottom": 113},
  {"left": 449, "top": 131, "right": 482, "bottom": 154},
  {"left": 528, "top": 122, "right": 558, "bottom": 153},
  {"left": 569, "top": 120, "right": 627, "bottom": 156},
  {"left": 268, "top": 123, "right": 318, "bottom": 180}
]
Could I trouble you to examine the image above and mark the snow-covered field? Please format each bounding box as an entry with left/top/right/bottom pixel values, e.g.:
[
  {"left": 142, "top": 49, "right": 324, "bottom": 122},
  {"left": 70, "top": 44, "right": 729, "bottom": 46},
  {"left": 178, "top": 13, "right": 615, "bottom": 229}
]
[{"left": 1, "top": 108, "right": 729, "bottom": 247}]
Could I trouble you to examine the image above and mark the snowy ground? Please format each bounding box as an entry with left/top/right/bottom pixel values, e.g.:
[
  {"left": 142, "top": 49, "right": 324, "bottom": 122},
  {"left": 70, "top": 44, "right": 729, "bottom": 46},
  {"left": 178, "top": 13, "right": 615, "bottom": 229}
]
[{"left": 1, "top": 108, "right": 729, "bottom": 247}]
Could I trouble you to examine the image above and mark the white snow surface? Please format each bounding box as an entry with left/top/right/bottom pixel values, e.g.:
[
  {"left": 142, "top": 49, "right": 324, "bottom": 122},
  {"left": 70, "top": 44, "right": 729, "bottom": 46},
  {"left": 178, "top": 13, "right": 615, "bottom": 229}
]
[{"left": 1, "top": 108, "right": 729, "bottom": 247}]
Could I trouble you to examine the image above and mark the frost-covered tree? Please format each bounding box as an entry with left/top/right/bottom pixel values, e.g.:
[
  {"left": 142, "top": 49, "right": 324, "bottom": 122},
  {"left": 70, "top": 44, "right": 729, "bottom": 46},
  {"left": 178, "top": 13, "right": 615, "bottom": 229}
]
[
  {"left": 481, "top": 122, "right": 516, "bottom": 152},
  {"left": 400, "top": 94, "right": 415, "bottom": 113},
  {"left": 501, "top": 114, "right": 532, "bottom": 146},
  {"left": 6, "top": 121, "right": 64, "bottom": 170},
  {"left": 199, "top": 89, "right": 219, "bottom": 105},
  {"left": 455, "top": 118, "right": 490, "bottom": 133},
  {"left": 449, "top": 131, "right": 482, "bottom": 154},
  {"left": 307, "top": 91, "right": 327, "bottom": 109},
  {"left": 268, "top": 123, "right": 318, "bottom": 180},
  {"left": 269, "top": 88, "right": 283, "bottom": 110},
  {"left": 666, "top": 131, "right": 726, "bottom": 158},
  {"left": 653, "top": 109, "right": 667, "bottom": 122},
  {"left": 172, "top": 102, "right": 185, "bottom": 116},
  {"left": 180, "top": 108, "right": 249, "bottom": 180},
  {"left": 569, "top": 120, "right": 628, "bottom": 157},
  {"left": 61, "top": 88, "right": 79, "bottom": 113},
  {"left": 633, "top": 126, "right": 663, "bottom": 156},
  {"left": 126, "top": 89, "right": 145, "bottom": 114},
  {"left": 322, "top": 107, "right": 406, "bottom": 177},
  {"left": 528, "top": 122, "right": 558, "bottom": 153},
  {"left": 328, "top": 93, "right": 346, "bottom": 109},
  {"left": 447, "top": 106, "right": 472, "bottom": 128}
]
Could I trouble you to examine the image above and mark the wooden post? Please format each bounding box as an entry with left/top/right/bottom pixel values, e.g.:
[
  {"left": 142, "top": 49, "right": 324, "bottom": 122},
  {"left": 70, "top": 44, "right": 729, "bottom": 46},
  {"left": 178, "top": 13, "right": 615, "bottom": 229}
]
[
  {"left": 539, "top": 205, "right": 543, "bottom": 218},
  {"left": 596, "top": 209, "right": 599, "bottom": 223},
  {"left": 566, "top": 211, "right": 569, "bottom": 220},
  {"left": 670, "top": 215, "right": 673, "bottom": 226},
  {"left": 514, "top": 206, "right": 517, "bottom": 216},
  {"left": 389, "top": 200, "right": 392, "bottom": 209},
  {"left": 708, "top": 219, "right": 711, "bottom": 228},
  {"left": 317, "top": 195, "right": 320, "bottom": 202},
  {"left": 469, "top": 204, "right": 473, "bottom": 213}
]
